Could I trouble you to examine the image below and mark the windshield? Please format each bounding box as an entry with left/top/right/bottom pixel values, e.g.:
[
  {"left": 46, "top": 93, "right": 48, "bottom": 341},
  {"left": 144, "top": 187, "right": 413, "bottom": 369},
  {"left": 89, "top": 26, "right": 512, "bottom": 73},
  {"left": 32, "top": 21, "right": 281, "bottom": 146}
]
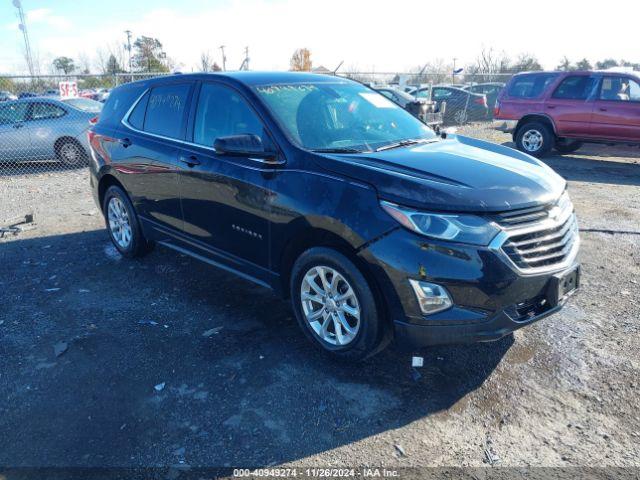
[
  {"left": 61, "top": 97, "right": 103, "bottom": 113},
  {"left": 255, "top": 82, "right": 436, "bottom": 152}
]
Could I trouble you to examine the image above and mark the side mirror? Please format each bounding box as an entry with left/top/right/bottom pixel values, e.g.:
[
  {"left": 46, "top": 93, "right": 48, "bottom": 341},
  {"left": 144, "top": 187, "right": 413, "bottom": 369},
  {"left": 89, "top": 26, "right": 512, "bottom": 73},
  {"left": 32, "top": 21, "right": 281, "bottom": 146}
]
[{"left": 213, "top": 134, "right": 277, "bottom": 161}]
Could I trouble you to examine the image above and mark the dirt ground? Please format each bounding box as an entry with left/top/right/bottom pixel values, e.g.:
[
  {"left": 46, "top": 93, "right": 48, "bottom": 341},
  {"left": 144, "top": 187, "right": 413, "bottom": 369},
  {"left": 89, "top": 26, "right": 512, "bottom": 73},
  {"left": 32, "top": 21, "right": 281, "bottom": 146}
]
[{"left": 1, "top": 128, "right": 639, "bottom": 475}]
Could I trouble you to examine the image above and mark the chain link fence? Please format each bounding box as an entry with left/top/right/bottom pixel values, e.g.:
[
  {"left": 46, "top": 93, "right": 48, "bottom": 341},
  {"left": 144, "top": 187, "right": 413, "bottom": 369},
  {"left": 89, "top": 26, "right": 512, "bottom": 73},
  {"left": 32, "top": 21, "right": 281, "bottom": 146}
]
[
  {"left": 0, "top": 70, "right": 508, "bottom": 179},
  {"left": 1, "top": 70, "right": 637, "bottom": 235}
]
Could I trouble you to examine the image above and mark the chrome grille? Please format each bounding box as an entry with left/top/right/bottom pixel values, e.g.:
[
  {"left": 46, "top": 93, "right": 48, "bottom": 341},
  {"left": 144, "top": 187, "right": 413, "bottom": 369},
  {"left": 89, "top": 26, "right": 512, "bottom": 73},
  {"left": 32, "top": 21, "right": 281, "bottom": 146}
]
[{"left": 493, "top": 192, "right": 580, "bottom": 273}]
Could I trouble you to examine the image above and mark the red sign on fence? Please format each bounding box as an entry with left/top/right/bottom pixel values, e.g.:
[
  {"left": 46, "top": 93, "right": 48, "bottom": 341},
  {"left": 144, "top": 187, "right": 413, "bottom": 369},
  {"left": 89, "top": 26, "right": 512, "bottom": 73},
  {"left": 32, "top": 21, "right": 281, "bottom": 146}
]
[{"left": 58, "top": 81, "right": 78, "bottom": 98}]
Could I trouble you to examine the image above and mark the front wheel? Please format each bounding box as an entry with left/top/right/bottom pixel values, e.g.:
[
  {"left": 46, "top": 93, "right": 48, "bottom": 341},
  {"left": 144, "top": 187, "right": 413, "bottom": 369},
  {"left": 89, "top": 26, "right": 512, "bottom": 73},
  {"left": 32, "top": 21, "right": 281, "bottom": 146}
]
[
  {"left": 290, "top": 247, "right": 387, "bottom": 361},
  {"left": 515, "top": 122, "right": 554, "bottom": 157}
]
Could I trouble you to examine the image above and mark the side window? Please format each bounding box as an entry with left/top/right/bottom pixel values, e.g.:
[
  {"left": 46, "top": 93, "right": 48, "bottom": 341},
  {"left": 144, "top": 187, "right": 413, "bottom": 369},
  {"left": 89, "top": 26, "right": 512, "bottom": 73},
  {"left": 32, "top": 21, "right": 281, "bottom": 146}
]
[
  {"left": 508, "top": 74, "right": 557, "bottom": 98},
  {"left": 193, "top": 83, "right": 264, "bottom": 147},
  {"left": 144, "top": 83, "right": 191, "bottom": 138},
  {"left": 30, "top": 102, "right": 66, "bottom": 120},
  {"left": 415, "top": 89, "right": 430, "bottom": 98},
  {"left": 128, "top": 91, "right": 149, "bottom": 130},
  {"left": 432, "top": 89, "right": 451, "bottom": 99},
  {"left": 599, "top": 76, "right": 640, "bottom": 102},
  {"left": 552, "top": 76, "right": 596, "bottom": 100},
  {"left": 0, "top": 103, "right": 28, "bottom": 125}
]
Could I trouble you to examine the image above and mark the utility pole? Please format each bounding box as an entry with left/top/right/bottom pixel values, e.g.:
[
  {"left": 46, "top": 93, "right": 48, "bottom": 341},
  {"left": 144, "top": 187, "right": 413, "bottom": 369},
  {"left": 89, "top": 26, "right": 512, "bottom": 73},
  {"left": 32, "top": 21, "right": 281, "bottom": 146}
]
[
  {"left": 12, "top": 0, "right": 34, "bottom": 75},
  {"left": 124, "top": 30, "right": 132, "bottom": 72},
  {"left": 452, "top": 57, "right": 457, "bottom": 85},
  {"left": 239, "top": 46, "right": 249, "bottom": 71},
  {"left": 219, "top": 45, "right": 227, "bottom": 71}
]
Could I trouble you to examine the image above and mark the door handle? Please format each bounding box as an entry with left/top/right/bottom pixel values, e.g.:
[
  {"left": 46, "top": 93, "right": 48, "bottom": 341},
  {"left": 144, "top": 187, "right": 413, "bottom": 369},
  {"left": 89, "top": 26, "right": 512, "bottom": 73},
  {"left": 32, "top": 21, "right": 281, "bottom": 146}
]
[
  {"left": 119, "top": 138, "right": 132, "bottom": 148},
  {"left": 179, "top": 155, "right": 200, "bottom": 167},
  {"left": 13, "top": 123, "right": 24, "bottom": 129},
  {"left": 599, "top": 107, "right": 607, "bottom": 112},
  {"left": 546, "top": 105, "right": 556, "bottom": 109}
]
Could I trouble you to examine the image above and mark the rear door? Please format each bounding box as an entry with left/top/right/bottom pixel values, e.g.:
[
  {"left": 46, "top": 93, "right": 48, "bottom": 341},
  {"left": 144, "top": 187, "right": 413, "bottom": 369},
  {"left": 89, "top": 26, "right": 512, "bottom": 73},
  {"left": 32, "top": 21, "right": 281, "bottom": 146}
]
[
  {"left": 545, "top": 74, "right": 598, "bottom": 137},
  {"left": 0, "top": 102, "right": 30, "bottom": 161},
  {"left": 591, "top": 75, "right": 640, "bottom": 141},
  {"left": 112, "top": 81, "right": 194, "bottom": 236}
]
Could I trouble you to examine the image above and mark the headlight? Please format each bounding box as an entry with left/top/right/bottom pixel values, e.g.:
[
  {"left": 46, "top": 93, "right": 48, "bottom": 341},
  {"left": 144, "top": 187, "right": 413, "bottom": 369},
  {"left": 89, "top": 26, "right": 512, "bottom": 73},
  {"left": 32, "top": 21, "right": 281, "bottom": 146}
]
[{"left": 380, "top": 201, "right": 500, "bottom": 246}]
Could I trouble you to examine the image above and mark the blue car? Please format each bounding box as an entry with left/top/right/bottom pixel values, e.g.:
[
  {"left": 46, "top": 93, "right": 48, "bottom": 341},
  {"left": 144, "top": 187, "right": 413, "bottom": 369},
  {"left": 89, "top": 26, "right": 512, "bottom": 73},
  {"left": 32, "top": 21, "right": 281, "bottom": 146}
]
[
  {"left": 0, "top": 97, "right": 102, "bottom": 165},
  {"left": 89, "top": 72, "right": 580, "bottom": 360}
]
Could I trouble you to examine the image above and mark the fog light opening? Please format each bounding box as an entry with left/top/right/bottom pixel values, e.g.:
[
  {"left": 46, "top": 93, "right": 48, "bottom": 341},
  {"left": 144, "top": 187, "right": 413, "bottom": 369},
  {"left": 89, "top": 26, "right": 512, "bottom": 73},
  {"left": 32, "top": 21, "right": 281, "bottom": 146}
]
[{"left": 409, "top": 279, "right": 453, "bottom": 315}]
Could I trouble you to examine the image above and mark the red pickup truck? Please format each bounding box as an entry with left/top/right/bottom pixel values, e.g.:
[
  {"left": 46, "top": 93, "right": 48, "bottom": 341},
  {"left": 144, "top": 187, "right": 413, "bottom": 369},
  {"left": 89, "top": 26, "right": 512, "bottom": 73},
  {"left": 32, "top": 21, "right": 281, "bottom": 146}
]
[{"left": 494, "top": 71, "right": 640, "bottom": 157}]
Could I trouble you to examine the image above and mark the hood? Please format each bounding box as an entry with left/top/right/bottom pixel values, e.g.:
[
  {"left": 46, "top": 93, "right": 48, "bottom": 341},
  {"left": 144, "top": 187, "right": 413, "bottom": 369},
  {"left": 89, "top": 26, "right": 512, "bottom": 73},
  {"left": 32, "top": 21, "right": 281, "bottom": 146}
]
[{"left": 315, "top": 135, "right": 565, "bottom": 213}]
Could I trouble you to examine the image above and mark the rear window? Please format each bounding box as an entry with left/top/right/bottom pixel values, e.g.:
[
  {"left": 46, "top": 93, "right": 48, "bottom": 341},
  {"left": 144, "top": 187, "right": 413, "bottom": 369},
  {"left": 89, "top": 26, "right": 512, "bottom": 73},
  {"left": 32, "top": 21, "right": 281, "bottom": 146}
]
[
  {"left": 508, "top": 74, "right": 557, "bottom": 98},
  {"left": 62, "top": 97, "right": 103, "bottom": 113},
  {"left": 144, "top": 83, "right": 191, "bottom": 138},
  {"left": 98, "top": 83, "right": 147, "bottom": 129},
  {"left": 127, "top": 91, "right": 149, "bottom": 130}
]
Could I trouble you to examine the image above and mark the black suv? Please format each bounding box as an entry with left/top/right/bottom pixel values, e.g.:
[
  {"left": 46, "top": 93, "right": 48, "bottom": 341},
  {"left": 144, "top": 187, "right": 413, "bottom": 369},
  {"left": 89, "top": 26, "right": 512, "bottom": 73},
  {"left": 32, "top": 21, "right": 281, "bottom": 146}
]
[{"left": 89, "top": 72, "right": 580, "bottom": 360}]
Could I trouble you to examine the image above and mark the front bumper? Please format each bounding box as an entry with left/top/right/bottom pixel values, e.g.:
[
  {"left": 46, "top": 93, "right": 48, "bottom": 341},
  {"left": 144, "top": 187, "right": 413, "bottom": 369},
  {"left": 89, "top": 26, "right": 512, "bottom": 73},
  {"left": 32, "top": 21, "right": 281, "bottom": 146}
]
[{"left": 359, "top": 228, "right": 579, "bottom": 348}]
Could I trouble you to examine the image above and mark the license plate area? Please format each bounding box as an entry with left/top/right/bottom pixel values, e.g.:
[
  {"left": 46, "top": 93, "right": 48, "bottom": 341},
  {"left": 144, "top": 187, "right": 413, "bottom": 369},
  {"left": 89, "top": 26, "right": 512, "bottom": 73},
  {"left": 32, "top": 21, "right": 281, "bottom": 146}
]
[{"left": 547, "top": 266, "right": 580, "bottom": 307}]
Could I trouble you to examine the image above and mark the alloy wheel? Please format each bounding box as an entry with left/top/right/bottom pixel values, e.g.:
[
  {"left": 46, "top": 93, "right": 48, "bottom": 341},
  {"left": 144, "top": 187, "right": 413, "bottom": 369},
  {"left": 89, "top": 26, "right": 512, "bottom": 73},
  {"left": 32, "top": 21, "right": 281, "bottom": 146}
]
[
  {"left": 522, "top": 129, "right": 543, "bottom": 152},
  {"left": 300, "top": 266, "right": 361, "bottom": 346},
  {"left": 107, "top": 196, "right": 132, "bottom": 249},
  {"left": 59, "top": 142, "right": 82, "bottom": 165}
]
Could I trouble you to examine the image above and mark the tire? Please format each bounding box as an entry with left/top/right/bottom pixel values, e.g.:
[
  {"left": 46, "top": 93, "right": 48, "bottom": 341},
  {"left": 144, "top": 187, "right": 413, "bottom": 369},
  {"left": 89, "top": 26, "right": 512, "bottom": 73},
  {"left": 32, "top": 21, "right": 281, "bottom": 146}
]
[
  {"left": 515, "top": 121, "right": 554, "bottom": 157},
  {"left": 290, "top": 247, "right": 386, "bottom": 361},
  {"left": 453, "top": 109, "right": 468, "bottom": 125},
  {"left": 55, "top": 138, "right": 88, "bottom": 166},
  {"left": 102, "top": 185, "right": 152, "bottom": 258},
  {"left": 555, "top": 140, "right": 583, "bottom": 154}
]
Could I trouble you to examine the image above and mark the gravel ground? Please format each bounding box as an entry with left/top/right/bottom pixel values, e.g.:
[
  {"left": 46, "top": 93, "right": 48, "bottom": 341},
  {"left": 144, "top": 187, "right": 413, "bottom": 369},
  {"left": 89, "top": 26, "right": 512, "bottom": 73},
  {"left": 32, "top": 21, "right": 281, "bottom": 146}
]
[{"left": 1, "top": 126, "right": 639, "bottom": 474}]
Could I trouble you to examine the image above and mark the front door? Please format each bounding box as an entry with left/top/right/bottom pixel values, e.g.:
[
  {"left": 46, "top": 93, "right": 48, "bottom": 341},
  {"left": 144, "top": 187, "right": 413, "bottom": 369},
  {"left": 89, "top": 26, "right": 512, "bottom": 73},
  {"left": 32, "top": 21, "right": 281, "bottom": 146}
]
[
  {"left": 545, "top": 74, "right": 597, "bottom": 137},
  {"left": 591, "top": 75, "right": 640, "bottom": 141},
  {"left": 177, "top": 81, "right": 274, "bottom": 274},
  {"left": 25, "top": 101, "right": 67, "bottom": 159}
]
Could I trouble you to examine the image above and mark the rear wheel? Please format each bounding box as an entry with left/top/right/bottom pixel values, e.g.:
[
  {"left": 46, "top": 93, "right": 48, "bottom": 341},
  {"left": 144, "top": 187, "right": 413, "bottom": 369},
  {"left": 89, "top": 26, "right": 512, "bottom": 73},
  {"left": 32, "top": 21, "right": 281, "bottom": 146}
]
[
  {"left": 290, "top": 247, "right": 386, "bottom": 361},
  {"left": 555, "top": 140, "right": 583, "bottom": 154},
  {"left": 103, "top": 185, "right": 152, "bottom": 258},
  {"left": 515, "top": 121, "right": 554, "bottom": 157}
]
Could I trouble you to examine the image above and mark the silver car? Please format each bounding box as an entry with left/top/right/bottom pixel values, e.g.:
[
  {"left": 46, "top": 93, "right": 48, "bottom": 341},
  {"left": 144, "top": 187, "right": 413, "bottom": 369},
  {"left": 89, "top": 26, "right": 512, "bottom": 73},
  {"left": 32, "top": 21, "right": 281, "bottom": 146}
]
[{"left": 0, "top": 97, "right": 102, "bottom": 165}]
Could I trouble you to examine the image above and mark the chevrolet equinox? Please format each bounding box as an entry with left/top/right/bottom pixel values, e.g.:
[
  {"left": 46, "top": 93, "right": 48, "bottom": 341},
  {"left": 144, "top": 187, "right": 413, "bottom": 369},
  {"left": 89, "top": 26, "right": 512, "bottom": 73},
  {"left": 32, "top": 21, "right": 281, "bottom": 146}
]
[{"left": 89, "top": 72, "right": 580, "bottom": 360}]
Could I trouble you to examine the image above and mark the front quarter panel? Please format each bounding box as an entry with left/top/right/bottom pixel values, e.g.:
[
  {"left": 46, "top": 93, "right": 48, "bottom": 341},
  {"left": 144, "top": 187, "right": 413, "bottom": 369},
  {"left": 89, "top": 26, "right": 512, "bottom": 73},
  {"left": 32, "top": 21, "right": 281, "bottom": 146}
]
[{"left": 267, "top": 158, "right": 398, "bottom": 270}]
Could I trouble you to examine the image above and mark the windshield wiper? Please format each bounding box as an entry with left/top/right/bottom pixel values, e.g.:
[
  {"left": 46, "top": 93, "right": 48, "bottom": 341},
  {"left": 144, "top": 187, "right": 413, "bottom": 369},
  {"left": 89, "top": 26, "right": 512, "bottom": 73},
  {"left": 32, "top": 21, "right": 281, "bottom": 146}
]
[
  {"left": 375, "top": 138, "right": 434, "bottom": 152},
  {"left": 311, "top": 147, "right": 363, "bottom": 153}
]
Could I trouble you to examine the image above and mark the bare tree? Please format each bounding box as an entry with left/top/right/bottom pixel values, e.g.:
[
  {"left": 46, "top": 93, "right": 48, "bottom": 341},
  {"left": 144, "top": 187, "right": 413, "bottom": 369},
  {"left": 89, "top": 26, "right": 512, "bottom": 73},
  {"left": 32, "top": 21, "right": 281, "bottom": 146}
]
[
  {"left": 466, "top": 47, "right": 511, "bottom": 82},
  {"left": 510, "top": 53, "right": 542, "bottom": 72},
  {"left": 409, "top": 59, "right": 454, "bottom": 85},
  {"left": 556, "top": 56, "right": 573, "bottom": 71},
  {"left": 290, "top": 48, "right": 312, "bottom": 71},
  {"left": 78, "top": 52, "right": 92, "bottom": 74},
  {"left": 199, "top": 51, "right": 213, "bottom": 72},
  {"left": 575, "top": 58, "right": 593, "bottom": 70}
]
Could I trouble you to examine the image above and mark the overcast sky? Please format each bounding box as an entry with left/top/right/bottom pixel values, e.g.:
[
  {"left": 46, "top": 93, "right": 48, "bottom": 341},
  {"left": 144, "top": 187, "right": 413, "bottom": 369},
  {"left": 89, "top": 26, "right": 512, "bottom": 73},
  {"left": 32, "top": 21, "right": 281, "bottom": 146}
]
[{"left": 1, "top": 0, "right": 637, "bottom": 74}]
